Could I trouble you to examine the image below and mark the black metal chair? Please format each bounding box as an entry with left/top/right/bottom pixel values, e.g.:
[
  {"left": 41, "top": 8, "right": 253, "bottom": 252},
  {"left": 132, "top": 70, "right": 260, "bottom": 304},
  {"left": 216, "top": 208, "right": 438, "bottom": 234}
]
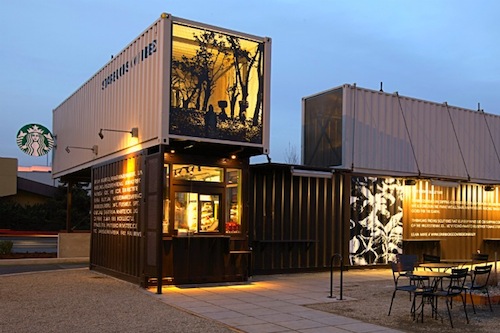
[
  {"left": 423, "top": 253, "right": 441, "bottom": 263},
  {"left": 388, "top": 255, "right": 427, "bottom": 316},
  {"left": 472, "top": 253, "right": 489, "bottom": 264},
  {"left": 464, "top": 264, "right": 493, "bottom": 313},
  {"left": 422, "top": 268, "right": 469, "bottom": 328}
]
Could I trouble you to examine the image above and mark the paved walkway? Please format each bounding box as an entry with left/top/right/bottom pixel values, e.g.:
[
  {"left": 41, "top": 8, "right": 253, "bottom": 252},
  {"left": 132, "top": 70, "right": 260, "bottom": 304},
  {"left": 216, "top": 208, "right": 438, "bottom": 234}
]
[{"left": 148, "top": 270, "right": 403, "bottom": 333}]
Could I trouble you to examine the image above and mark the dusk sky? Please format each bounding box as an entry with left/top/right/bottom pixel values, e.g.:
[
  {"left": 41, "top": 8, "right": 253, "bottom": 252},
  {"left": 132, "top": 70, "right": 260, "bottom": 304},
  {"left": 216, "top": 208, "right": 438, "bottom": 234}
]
[{"left": 2, "top": 0, "right": 500, "bottom": 167}]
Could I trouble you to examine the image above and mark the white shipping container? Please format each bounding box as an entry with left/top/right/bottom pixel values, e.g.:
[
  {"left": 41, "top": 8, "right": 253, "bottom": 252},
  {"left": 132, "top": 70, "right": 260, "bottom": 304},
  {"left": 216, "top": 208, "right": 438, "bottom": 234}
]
[
  {"left": 303, "top": 84, "right": 500, "bottom": 184},
  {"left": 53, "top": 13, "right": 271, "bottom": 179}
]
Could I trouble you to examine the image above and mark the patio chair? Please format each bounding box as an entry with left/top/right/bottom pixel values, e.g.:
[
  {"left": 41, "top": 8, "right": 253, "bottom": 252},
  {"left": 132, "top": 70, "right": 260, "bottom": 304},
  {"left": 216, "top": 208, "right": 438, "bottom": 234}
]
[
  {"left": 463, "top": 264, "right": 493, "bottom": 313},
  {"left": 422, "top": 268, "right": 469, "bottom": 328},
  {"left": 388, "top": 255, "right": 428, "bottom": 316},
  {"left": 472, "top": 253, "right": 489, "bottom": 264},
  {"left": 396, "top": 254, "right": 429, "bottom": 287},
  {"left": 423, "top": 253, "right": 441, "bottom": 263}
]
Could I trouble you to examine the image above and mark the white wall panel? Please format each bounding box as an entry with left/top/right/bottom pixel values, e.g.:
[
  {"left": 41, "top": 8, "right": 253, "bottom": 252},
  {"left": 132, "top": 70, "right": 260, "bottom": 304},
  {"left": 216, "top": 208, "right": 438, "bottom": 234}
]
[{"left": 53, "top": 17, "right": 168, "bottom": 178}]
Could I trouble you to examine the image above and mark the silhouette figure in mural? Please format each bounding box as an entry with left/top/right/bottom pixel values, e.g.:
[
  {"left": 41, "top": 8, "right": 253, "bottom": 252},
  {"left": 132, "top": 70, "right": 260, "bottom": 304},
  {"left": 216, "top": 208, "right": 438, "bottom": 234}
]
[
  {"left": 218, "top": 100, "right": 228, "bottom": 121},
  {"left": 204, "top": 104, "right": 218, "bottom": 137}
]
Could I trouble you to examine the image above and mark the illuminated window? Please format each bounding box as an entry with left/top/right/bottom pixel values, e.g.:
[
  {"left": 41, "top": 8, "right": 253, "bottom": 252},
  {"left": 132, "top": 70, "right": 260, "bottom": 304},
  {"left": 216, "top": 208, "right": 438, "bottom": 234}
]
[
  {"left": 172, "top": 164, "right": 223, "bottom": 182},
  {"left": 225, "top": 169, "right": 242, "bottom": 233},
  {"left": 170, "top": 22, "right": 264, "bottom": 144},
  {"left": 174, "top": 192, "right": 221, "bottom": 234}
]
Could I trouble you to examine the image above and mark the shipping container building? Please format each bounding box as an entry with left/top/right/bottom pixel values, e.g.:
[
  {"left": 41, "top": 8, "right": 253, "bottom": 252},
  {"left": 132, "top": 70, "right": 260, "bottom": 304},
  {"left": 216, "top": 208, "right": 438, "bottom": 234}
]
[
  {"left": 52, "top": 13, "right": 271, "bottom": 288},
  {"left": 297, "top": 84, "right": 500, "bottom": 267},
  {"left": 52, "top": 11, "right": 500, "bottom": 285}
]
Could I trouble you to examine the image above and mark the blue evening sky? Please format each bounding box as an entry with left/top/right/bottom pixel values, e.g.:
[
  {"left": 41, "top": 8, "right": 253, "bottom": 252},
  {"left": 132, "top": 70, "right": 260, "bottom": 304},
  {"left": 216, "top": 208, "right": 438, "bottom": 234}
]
[{"left": 2, "top": 0, "right": 500, "bottom": 167}]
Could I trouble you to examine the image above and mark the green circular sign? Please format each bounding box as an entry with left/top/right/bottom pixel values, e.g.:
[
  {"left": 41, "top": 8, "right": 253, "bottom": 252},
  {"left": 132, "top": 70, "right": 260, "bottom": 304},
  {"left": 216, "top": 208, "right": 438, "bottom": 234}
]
[{"left": 16, "top": 124, "right": 54, "bottom": 157}]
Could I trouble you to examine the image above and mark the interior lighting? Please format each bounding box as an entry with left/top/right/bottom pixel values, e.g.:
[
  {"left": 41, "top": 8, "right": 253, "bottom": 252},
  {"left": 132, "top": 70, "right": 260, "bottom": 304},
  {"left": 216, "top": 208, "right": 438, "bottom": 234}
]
[{"left": 99, "top": 127, "right": 138, "bottom": 139}]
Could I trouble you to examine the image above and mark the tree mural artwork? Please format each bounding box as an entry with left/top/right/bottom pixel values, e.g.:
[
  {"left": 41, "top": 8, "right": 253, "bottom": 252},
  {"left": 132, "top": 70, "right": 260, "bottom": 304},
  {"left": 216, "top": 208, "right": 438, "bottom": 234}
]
[{"left": 170, "top": 24, "right": 264, "bottom": 144}]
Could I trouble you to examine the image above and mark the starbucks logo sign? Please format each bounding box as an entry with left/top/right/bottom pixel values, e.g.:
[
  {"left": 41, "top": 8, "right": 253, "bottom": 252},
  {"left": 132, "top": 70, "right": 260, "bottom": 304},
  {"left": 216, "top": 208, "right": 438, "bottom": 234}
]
[{"left": 16, "top": 124, "right": 54, "bottom": 157}]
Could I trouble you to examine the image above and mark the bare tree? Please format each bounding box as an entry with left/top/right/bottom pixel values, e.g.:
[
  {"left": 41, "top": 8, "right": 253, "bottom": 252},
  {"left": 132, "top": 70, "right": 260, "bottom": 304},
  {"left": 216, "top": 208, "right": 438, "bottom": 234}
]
[
  {"left": 227, "top": 36, "right": 260, "bottom": 120},
  {"left": 284, "top": 142, "right": 299, "bottom": 164}
]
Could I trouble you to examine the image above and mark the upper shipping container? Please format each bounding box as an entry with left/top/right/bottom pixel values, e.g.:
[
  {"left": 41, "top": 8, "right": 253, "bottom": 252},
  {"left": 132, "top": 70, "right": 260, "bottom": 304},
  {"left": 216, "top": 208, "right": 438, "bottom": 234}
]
[
  {"left": 53, "top": 13, "right": 271, "bottom": 179},
  {"left": 303, "top": 84, "right": 500, "bottom": 184}
]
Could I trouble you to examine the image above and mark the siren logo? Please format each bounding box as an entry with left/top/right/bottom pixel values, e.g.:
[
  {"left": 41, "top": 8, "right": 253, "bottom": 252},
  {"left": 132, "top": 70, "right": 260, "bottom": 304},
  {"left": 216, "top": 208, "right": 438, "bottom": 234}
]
[{"left": 16, "top": 124, "right": 54, "bottom": 157}]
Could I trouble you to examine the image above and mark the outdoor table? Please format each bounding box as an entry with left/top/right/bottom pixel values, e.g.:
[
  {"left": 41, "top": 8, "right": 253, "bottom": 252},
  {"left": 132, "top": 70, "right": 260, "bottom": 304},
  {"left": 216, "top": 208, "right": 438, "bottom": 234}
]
[
  {"left": 411, "top": 271, "right": 451, "bottom": 322},
  {"left": 419, "top": 262, "right": 456, "bottom": 272},
  {"left": 440, "top": 259, "right": 472, "bottom": 266},
  {"left": 412, "top": 270, "right": 451, "bottom": 279}
]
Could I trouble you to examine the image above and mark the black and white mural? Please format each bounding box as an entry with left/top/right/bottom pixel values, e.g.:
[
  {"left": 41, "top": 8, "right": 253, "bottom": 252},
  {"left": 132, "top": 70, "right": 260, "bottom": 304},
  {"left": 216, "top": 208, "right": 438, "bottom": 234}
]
[{"left": 350, "top": 177, "right": 403, "bottom": 265}]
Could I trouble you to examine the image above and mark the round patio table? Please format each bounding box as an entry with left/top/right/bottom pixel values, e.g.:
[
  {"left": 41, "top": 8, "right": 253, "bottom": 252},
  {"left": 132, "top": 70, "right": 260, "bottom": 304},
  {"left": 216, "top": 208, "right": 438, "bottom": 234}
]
[{"left": 419, "top": 263, "right": 456, "bottom": 271}]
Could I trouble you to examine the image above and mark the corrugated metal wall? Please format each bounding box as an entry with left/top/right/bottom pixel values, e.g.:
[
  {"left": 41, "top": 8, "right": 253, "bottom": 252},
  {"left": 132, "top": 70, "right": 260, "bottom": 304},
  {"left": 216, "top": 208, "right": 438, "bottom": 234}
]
[
  {"left": 403, "top": 180, "right": 500, "bottom": 259},
  {"left": 249, "top": 165, "right": 348, "bottom": 273},
  {"left": 91, "top": 153, "right": 144, "bottom": 282},
  {"left": 450, "top": 109, "right": 500, "bottom": 183},
  {"left": 53, "top": 16, "right": 168, "bottom": 178},
  {"left": 343, "top": 85, "right": 468, "bottom": 178}
]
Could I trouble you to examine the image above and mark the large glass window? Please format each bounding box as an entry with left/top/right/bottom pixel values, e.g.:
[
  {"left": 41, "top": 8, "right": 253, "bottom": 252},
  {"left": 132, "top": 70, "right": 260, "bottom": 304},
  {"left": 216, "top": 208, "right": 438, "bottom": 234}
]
[
  {"left": 173, "top": 164, "right": 223, "bottom": 182},
  {"left": 303, "top": 88, "right": 343, "bottom": 166},
  {"left": 170, "top": 22, "right": 264, "bottom": 144},
  {"left": 165, "top": 159, "right": 243, "bottom": 235}
]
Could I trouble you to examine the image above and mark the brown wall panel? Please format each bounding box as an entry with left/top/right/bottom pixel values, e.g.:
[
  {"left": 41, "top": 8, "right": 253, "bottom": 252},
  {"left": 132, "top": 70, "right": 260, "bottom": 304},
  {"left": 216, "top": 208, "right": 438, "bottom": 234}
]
[
  {"left": 91, "top": 153, "right": 144, "bottom": 280},
  {"left": 403, "top": 181, "right": 500, "bottom": 260},
  {"left": 249, "top": 164, "right": 345, "bottom": 274}
]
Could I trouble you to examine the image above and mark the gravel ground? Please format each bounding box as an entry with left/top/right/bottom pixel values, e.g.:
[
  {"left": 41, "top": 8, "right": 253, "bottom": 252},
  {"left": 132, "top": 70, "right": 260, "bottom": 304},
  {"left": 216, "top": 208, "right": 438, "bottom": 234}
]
[
  {"left": 0, "top": 269, "right": 236, "bottom": 333},
  {"left": 307, "top": 272, "right": 500, "bottom": 333}
]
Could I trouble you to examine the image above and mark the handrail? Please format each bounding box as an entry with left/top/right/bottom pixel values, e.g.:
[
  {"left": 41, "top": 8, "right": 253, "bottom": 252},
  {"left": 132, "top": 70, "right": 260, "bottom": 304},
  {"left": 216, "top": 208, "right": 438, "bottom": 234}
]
[{"left": 329, "top": 253, "right": 344, "bottom": 300}]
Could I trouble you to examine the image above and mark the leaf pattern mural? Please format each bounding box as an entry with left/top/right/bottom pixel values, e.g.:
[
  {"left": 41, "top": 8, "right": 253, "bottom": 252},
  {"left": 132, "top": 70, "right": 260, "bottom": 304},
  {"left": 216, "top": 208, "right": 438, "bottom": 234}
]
[{"left": 349, "top": 177, "right": 403, "bottom": 265}]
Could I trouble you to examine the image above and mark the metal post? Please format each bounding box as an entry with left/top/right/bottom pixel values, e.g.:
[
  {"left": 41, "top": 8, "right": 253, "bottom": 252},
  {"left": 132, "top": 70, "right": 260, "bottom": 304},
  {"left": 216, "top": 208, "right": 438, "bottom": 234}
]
[{"left": 329, "top": 253, "right": 344, "bottom": 300}]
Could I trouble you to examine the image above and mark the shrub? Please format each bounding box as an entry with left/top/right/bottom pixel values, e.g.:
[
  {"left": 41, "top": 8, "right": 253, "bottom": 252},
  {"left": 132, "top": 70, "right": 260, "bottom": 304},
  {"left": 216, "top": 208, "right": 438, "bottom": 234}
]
[{"left": 0, "top": 240, "right": 13, "bottom": 254}]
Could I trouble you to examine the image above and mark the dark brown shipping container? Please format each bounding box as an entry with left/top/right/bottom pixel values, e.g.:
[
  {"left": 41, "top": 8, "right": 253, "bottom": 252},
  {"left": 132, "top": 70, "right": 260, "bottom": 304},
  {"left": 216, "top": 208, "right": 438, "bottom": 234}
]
[{"left": 249, "top": 164, "right": 350, "bottom": 274}]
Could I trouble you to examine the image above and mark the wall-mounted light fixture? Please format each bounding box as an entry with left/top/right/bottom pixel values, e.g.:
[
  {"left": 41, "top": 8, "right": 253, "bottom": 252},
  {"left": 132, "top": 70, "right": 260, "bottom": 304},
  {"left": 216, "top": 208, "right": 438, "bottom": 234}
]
[
  {"left": 404, "top": 179, "right": 417, "bottom": 186},
  {"left": 65, "top": 145, "right": 98, "bottom": 155},
  {"left": 98, "top": 127, "right": 138, "bottom": 139},
  {"left": 485, "top": 185, "right": 495, "bottom": 192},
  {"left": 229, "top": 147, "right": 244, "bottom": 160}
]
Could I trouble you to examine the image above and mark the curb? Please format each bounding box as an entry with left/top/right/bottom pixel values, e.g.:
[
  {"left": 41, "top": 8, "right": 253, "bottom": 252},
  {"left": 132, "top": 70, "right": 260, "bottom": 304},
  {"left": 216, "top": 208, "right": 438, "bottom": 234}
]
[{"left": 0, "top": 257, "right": 89, "bottom": 266}]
